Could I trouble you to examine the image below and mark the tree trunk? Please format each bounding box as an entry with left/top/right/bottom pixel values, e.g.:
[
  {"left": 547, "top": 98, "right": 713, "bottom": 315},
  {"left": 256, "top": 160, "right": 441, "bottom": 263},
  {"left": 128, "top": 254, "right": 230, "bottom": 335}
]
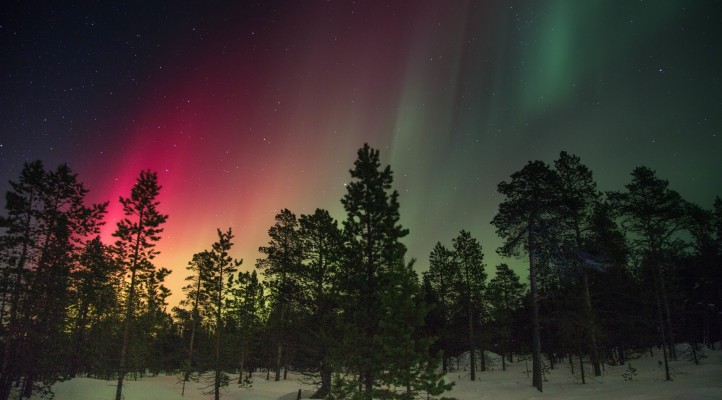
[
  {"left": 69, "top": 298, "right": 90, "bottom": 378},
  {"left": 185, "top": 271, "right": 203, "bottom": 384},
  {"left": 116, "top": 206, "right": 146, "bottom": 400},
  {"left": 275, "top": 343, "right": 283, "bottom": 382},
  {"left": 690, "top": 341, "right": 699, "bottom": 365},
  {"left": 529, "top": 227, "right": 542, "bottom": 392},
  {"left": 579, "top": 347, "right": 585, "bottom": 384},
  {"left": 238, "top": 348, "right": 246, "bottom": 384},
  {"left": 468, "top": 305, "right": 476, "bottom": 381},
  {"left": 658, "top": 265, "right": 676, "bottom": 360},
  {"left": 480, "top": 347, "right": 486, "bottom": 372},
  {"left": 214, "top": 368, "right": 221, "bottom": 400},
  {"left": 312, "top": 360, "right": 332, "bottom": 398},
  {"left": 275, "top": 301, "right": 287, "bottom": 382},
  {"left": 21, "top": 375, "right": 33, "bottom": 398},
  {"left": 363, "top": 370, "right": 374, "bottom": 400},
  {"left": 0, "top": 246, "right": 30, "bottom": 400},
  {"left": 652, "top": 264, "right": 671, "bottom": 381},
  {"left": 214, "top": 268, "right": 223, "bottom": 400},
  {"left": 582, "top": 272, "right": 601, "bottom": 376},
  {"left": 115, "top": 267, "right": 138, "bottom": 400},
  {"left": 617, "top": 345, "right": 625, "bottom": 366},
  {"left": 0, "top": 376, "right": 12, "bottom": 400}
]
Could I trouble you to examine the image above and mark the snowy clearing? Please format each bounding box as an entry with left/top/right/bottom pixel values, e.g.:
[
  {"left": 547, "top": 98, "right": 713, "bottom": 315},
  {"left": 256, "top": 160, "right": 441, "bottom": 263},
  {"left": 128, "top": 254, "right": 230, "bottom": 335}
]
[{"left": 52, "top": 346, "right": 722, "bottom": 400}]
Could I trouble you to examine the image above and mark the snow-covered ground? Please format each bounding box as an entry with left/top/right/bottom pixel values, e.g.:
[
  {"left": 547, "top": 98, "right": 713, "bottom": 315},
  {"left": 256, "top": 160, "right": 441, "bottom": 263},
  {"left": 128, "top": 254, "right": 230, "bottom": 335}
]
[
  {"left": 448, "top": 345, "right": 722, "bottom": 400},
  {"left": 51, "top": 345, "right": 722, "bottom": 399}
]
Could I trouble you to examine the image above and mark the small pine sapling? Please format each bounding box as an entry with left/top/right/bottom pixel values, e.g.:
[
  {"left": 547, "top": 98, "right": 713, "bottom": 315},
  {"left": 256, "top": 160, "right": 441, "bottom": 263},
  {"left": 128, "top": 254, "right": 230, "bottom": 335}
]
[
  {"left": 541, "top": 361, "right": 551, "bottom": 382},
  {"left": 622, "top": 363, "right": 637, "bottom": 381}
]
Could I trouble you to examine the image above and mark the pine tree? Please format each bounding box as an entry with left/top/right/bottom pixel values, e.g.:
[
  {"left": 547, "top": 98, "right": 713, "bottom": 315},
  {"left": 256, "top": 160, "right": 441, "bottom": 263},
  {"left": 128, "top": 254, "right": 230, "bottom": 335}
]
[
  {"left": 0, "top": 161, "right": 106, "bottom": 399},
  {"left": 338, "top": 144, "right": 408, "bottom": 399},
  {"left": 113, "top": 170, "right": 168, "bottom": 400},
  {"left": 137, "top": 265, "right": 173, "bottom": 375},
  {"left": 491, "top": 160, "right": 561, "bottom": 392},
  {"left": 712, "top": 198, "right": 722, "bottom": 338},
  {"left": 682, "top": 202, "right": 721, "bottom": 351},
  {"left": 713, "top": 197, "right": 722, "bottom": 248},
  {"left": 333, "top": 144, "right": 453, "bottom": 399},
  {"left": 424, "top": 242, "right": 458, "bottom": 372},
  {"left": 67, "top": 237, "right": 120, "bottom": 378},
  {"left": 377, "top": 259, "right": 453, "bottom": 400},
  {"left": 179, "top": 251, "right": 212, "bottom": 393},
  {"left": 582, "top": 201, "right": 639, "bottom": 365},
  {"left": 554, "top": 151, "right": 603, "bottom": 376},
  {"left": 225, "top": 270, "right": 264, "bottom": 385},
  {"left": 608, "top": 166, "right": 687, "bottom": 381},
  {"left": 487, "top": 264, "right": 525, "bottom": 371},
  {"left": 451, "top": 230, "right": 486, "bottom": 381},
  {"left": 204, "top": 228, "right": 242, "bottom": 400},
  {"left": 297, "top": 209, "right": 342, "bottom": 398},
  {"left": 256, "top": 208, "right": 302, "bottom": 382}
]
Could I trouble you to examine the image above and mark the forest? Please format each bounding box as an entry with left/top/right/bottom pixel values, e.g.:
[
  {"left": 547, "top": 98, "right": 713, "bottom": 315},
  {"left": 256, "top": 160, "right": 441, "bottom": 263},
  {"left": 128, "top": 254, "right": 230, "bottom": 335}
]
[{"left": 0, "top": 144, "right": 720, "bottom": 400}]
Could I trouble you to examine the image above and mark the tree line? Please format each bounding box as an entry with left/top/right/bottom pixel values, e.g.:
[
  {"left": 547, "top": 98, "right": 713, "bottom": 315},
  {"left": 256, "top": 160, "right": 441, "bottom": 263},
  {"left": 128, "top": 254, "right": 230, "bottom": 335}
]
[{"left": 0, "top": 146, "right": 720, "bottom": 399}]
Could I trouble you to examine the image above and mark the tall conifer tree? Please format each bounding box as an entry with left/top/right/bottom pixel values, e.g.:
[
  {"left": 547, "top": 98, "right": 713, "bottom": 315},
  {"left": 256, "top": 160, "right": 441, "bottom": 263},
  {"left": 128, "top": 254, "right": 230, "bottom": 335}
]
[
  {"left": 608, "top": 166, "right": 687, "bottom": 380},
  {"left": 451, "top": 230, "right": 486, "bottom": 381},
  {"left": 0, "top": 161, "right": 106, "bottom": 399},
  {"left": 554, "top": 151, "right": 602, "bottom": 376},
  {"left": 68, "top": 237, "right": 119, "bottom": 378},
  {"left": 487, "top": 264, "right": 525, "bottom": 371},
  {"left": 225, "top": 269, "right": 265, "bottom": 385},
  {"left": 204, "top": 228, "right": 242, "bottom": 400},
  {"left": 179, "top": 251, "right": 212, "bottom": 391},
  {"left": 491, "top": 160, "right": 561, "bottom": 392},
  {"left": 337, "top": 144, "right": 450, "bottom": 399},
  {"left": 256, "top": 209, "right": 302, "bottom": 381},
  {"left": 298, "top": 209, "right": 342, "bottom": 398},
  {"left": 424, "top": 242, "right": 457, "bottom": 372},
  {"left": 339, "top": 144, "right": 408, "bottom": 399},
  {"left": 113, "top": 170, "right": 168, "bottom": 400}
]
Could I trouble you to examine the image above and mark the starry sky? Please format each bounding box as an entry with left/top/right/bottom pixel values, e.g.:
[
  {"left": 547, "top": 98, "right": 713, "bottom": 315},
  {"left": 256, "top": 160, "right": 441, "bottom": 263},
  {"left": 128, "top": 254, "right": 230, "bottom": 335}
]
[{"left": 1, "top": 1, "right": 720, "bottom": 307}]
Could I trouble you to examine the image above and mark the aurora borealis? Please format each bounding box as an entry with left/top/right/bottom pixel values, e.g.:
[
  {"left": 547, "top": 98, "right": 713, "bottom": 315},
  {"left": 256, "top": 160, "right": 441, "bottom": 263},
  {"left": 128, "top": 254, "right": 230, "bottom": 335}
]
[{"left": 1, "top": 1, "right": 720, "bottom": 306}]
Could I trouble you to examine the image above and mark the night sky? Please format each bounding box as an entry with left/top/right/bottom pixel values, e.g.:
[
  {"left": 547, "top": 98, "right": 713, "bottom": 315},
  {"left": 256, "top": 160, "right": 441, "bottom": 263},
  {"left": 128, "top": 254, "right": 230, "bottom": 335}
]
[{"left": 2, "top": 1, "right": 720, "bottom": 306}]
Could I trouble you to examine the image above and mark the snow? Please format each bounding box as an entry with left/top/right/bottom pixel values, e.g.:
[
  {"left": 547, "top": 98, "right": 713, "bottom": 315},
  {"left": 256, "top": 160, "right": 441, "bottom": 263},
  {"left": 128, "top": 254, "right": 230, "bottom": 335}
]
[
  {"left": 447, "top": 346, "right": 722, "bottom": 400},
  {"left": 51, "top": 345, "right": 722, "bottom": 400},
  {"left": 52, "top": 373, "right": 315, "bottom": 400}
]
